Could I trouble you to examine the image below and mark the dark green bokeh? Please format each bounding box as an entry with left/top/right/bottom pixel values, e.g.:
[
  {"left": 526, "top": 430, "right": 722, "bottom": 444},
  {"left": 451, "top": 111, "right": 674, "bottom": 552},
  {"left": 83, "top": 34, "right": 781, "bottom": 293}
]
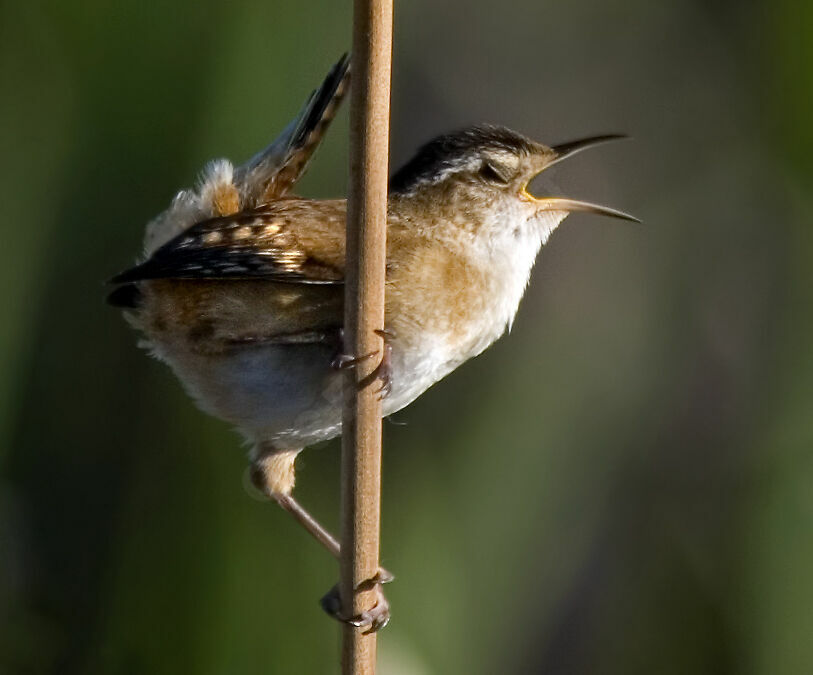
[{"left": 1, "top": 1, "right": 811, "bottom": 673}]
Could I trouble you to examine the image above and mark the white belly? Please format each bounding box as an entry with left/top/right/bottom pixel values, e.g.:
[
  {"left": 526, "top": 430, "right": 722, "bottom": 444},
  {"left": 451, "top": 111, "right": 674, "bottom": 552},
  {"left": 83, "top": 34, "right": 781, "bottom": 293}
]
[{"left": 151, "top": 335, "right": 467, "bottom": 450}]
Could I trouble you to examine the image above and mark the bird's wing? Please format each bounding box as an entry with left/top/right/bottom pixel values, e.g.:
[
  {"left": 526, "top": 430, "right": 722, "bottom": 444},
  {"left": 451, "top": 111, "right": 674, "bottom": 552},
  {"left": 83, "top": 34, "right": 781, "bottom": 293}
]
[
  {"left": 235, "top": 54, "right": 350, "bottom": 206},
  {"left": 110, "top": 200, "right": 349, "bottom": 346},
  {"left": 139, "top": 276, "right": 345, "bottom": 348},
  {"left": 110, "top": 200, "right": 347, "bottom": 285}
]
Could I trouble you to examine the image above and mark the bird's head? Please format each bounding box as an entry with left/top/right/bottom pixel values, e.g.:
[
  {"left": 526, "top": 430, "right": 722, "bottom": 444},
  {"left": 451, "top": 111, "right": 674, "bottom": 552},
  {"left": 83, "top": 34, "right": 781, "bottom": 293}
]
[{"left": 389, "top": 124, "right": 637, "bottom": 245}]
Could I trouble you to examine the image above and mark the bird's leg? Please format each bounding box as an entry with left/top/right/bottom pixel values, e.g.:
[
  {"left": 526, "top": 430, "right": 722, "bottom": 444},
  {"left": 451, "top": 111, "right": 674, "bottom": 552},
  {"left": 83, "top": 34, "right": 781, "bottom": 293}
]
[
  {"left": 274, "top": 492, "right": 340, "bottom": 557},
  {"left": 276, "top": 492, "right": 392, "bottom": 632},
  {"left": 250, "top": 448, "right": 392, "bottom": 631},
  {"left": 250, "top": 449, "right": 341, "bottom": 557}
]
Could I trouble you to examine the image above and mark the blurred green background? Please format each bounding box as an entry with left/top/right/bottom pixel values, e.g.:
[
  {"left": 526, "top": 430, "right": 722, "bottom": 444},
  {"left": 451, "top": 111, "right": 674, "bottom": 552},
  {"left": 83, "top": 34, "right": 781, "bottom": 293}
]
[{"left": 1, "top": 0, "right": 812, "bottom": 673}]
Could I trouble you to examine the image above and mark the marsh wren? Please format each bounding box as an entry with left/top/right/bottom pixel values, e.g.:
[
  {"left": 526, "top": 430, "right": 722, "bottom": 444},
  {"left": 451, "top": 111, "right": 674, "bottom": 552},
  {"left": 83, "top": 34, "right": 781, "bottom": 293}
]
[{"left": 109, "top": 54, "right": 637, "bottom": 629}]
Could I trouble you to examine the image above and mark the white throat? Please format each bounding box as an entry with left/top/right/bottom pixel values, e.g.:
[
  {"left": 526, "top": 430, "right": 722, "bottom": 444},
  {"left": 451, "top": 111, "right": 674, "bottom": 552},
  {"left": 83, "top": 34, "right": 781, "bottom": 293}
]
[{"left": 484, "top": 207, "right": 567, "bottom": 334}]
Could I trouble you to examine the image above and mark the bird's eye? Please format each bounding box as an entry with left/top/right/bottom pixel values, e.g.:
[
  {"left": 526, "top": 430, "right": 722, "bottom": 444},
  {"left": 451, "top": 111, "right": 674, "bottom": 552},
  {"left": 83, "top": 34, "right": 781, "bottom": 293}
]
[{"left": 479, "top": 161, "right": 511, "bottom": 184}]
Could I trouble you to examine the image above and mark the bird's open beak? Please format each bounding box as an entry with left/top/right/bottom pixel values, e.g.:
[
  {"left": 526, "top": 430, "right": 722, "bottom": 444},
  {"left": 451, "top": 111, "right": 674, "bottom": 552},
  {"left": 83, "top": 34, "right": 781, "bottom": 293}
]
[
  {"left": 524, "top": 134, "right": 640, "bottom": 223},
  {"left": 548, "top": 134, "right": 628, "bottom": 169},
  {"left": 535, "top": 197, "right": 640, "bottom": 222}
]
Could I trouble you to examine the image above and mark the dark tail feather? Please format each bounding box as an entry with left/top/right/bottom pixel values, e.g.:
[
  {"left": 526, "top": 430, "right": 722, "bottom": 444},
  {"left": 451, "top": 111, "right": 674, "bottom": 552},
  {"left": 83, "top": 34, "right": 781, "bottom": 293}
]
[
  {"left": 270, "top": 53, "right": 351, "bottom": 196},
  {"left": 289, "top": 53, "right": 351, "bottom": 156},
  {"left": 237, "top": 54, "right": 351, "bottom": 202}
]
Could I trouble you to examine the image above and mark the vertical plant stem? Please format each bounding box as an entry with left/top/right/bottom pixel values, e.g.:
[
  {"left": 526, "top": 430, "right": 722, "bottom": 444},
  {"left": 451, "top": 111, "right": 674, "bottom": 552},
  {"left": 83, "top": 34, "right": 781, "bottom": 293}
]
[{"left": 341, "top": 1, "right": 393, "bottom": 673}]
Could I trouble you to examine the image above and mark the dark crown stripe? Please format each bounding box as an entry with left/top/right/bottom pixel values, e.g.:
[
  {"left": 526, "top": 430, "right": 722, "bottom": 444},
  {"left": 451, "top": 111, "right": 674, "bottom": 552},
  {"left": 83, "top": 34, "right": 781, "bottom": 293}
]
[{"left": 389, "top": 124, "right": 536, "bottom": 194}]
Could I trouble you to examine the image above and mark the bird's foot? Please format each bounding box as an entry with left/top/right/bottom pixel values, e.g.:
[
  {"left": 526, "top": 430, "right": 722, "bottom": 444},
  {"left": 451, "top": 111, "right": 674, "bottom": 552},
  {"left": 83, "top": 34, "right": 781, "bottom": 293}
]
[
  {"left": 332, "top": 328, "right": 394, "bottom": 400},
  {"left": 320, "top": 568, "right": 394, "bottom": 633},
  {"left": 330, "top": 328, "right": 378, "bottom": 370}
]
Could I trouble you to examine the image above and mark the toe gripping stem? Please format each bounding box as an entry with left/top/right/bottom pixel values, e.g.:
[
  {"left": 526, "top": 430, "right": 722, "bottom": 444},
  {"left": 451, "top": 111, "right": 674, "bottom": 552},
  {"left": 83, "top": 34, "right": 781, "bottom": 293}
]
[
  {"left": 320, "top": 569, "right": 394, "bottom": 633},
  {"left": 331, "top": 328, "right": 394, "bottom": 400}
]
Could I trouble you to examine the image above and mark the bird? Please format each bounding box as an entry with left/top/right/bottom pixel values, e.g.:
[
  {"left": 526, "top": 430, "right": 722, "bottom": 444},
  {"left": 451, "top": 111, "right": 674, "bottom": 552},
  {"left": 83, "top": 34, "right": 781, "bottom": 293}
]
[{"left": 108, "top": 53, "right": 637, "bottom": 630}]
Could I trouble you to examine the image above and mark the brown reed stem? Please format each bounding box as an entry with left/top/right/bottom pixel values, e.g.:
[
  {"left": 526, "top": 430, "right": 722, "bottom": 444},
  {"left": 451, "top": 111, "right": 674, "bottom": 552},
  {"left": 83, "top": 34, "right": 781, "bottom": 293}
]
[{"left": 340, "top": 1, "right": 393, "bottom": 673}]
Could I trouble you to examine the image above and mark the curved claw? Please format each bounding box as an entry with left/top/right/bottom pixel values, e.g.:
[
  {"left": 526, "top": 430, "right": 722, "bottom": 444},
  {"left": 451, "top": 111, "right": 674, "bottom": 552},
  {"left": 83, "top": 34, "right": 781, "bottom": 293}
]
[
  {"left": 375, "top": 375, "right": 392, "bottom": 400},
  {"left": 375, "top": 567, "right": 395, "bottom": 584}
]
